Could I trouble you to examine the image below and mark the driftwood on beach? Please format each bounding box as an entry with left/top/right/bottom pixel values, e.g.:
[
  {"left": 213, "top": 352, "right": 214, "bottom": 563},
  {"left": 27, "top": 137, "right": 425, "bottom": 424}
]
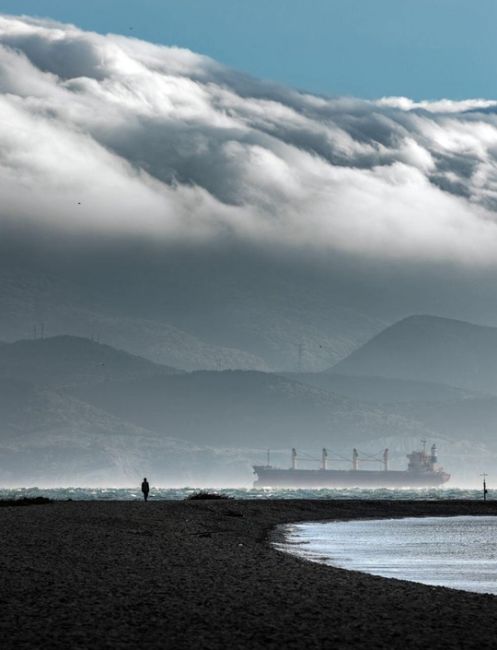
[
  {"left": 0, "top": 497, "right": 51, "bottom": 507},
  {"left": 1, "top": 499, "right": 497, "bottom": 649}
]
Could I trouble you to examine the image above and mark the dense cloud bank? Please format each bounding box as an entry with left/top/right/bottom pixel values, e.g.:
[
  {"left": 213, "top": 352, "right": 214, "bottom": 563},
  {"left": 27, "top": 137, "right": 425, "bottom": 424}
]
[{"left": 2, "top": 15, "right": 497, "bottom": 264}]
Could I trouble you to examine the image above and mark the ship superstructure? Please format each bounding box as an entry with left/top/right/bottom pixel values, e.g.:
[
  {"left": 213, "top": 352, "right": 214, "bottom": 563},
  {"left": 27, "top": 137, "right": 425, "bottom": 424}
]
[{"left": 253, "top": 443, "right": 450, "bottom": 488}]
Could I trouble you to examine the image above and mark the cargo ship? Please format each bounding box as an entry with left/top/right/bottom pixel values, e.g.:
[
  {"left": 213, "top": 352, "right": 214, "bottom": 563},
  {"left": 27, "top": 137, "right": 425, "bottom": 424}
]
[{"left": 253, "top": 443, "right": 450, "bottom": 488}]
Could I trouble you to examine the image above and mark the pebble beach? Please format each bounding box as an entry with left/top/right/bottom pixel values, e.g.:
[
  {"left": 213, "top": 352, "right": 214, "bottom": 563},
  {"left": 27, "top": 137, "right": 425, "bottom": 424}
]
[{"left": 2, "top": 499, "right": 497, "bottom": 649}]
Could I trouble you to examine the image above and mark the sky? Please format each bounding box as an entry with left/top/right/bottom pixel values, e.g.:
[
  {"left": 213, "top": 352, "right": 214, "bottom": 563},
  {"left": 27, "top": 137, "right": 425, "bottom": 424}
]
[
  {"left": 0, "top": 0, "right": 496, "bottom": 100},
  {"left": 3, "top": 13, "right": 497, "bottom": 265},
  {"left": 3, "top": 10, "right": 497, "bottom": 349}
]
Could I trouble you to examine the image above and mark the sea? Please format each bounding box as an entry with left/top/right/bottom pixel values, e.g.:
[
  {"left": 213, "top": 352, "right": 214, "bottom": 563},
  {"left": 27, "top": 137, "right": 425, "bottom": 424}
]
[
  {"left": 0, "top": 487, "right": 494, "bottom": 500},
  {"left": 277, "top": 515, "right": 497, "bottom": 595}
]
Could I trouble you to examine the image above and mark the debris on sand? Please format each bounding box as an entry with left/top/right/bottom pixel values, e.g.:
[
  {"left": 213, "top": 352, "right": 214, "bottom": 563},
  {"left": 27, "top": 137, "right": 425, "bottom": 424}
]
[
  {"left": 0, "top": 497, "right": 51, "bottom": 507},
  {"left": 185, "top": 492, "right": 232, "bottom": 501}
]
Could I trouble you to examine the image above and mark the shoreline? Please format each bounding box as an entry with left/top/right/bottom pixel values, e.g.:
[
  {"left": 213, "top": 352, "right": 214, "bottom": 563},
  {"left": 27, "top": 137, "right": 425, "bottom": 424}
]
[
  {"left": 0, "top": 486, "right": 492, "bottom": 500},
  {"left": 2, "top": 499, "right": 497, "bottom": 648}
]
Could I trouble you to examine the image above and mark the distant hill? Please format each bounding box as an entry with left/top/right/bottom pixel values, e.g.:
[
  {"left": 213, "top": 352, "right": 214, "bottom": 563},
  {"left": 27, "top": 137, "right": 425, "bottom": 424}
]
[
  {"left": 0, "top": 378, "right": 259, "bottom": 486},
  {"left": 71, "top": 370, "right": 435, "bottom": 449},
  {"left": 0, "top": 267, "right": 383, "bottom": 372},
  {"left": 284, "top": 372, "right": 477, "bottom": 404},
  {"left": 0, "top": 378, "right": 150, "bottom": 439},
  {"left": 174, "top": 287, "right": 385, "bottom": 372},
  {"left": 0, "top": 377, "right": 156, "bottom": 483},
  {"left": 0, "top": 270, "right": 268, "bottom": 371},
  {"left": 0, "top": 336, "right": 181, "bottom": 387},
  {"left": 392, "top": 396, "right": 497, "bottom": 446},
  {"left": 331, "top": 315, "right": 497, "bottom": 394}
]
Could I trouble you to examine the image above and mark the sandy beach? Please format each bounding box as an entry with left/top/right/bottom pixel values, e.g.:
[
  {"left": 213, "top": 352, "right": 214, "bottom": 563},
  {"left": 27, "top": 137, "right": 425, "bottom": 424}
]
[{"left": 2, "top": 499, "right": 497, "bottom": 649}]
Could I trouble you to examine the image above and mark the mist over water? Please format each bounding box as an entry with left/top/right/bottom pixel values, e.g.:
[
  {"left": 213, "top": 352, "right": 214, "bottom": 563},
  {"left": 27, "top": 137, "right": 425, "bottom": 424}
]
[
  {"left": 278, "top": 516, "right": 497, "bottom": 594},
  {"left": 1, "top": 487, "right": 494, "bottom": 501}
]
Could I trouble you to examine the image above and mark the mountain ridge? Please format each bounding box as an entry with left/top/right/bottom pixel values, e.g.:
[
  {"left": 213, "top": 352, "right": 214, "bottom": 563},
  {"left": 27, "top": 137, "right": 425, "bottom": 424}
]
[
  {"left": 0, "top": 335, "right": 181, "bottom": 387},
  {"left": 283, "top": 371, "right": 479, "bottom": 404},
  {"left": 69, "top": 369, "right": 437, "bottom": 449},
  {"left": 0, "top": 267, "right": 383, "bottom": 372},
  {"left": 331, "top": 314, "right": 497, "bottom": 393}
]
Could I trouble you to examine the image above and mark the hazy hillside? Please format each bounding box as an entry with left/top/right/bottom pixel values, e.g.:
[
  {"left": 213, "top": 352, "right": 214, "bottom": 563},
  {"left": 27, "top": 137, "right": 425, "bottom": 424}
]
[
  {"left": 0, "top": 378, "right": 150, "bottom": 439},
  {"left": 0, "top": 378, "right": 260, "bottom": 486},
  {"left": 0, "top": 336, "right": 181, "bottom": 387},
  {"left": 0, "top": 377, "right": 157, "bottom": 482},
  {"left": 2, "top": 321, "right": 494, "bottom": 486},
  {"left": 0, "top": 270, "right": 268, "bottom": 371},
  {"left": 0, "top": 339, "right": 492, "bottom": 486},
  {"left": 284, "top": 372, "right": 475, "bottom": 404},
  {"left": 392, "top": 396, "right": 497, "bottom": 446},
  {"left": 331, "top": 315, "right": 497, "bottom": 394},
  {"left": 70, "top": 370, "right": 435, "bottom": 449},
  {"left": 167, "top": 282, "right": 385, "bottom": 372},
  {"left": 0, "top": 267, "right": 383, "bottom": 372}
]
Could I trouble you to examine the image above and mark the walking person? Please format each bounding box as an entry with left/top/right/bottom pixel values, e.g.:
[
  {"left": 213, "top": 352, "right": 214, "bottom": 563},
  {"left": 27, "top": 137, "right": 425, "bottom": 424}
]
[{"left": 141, "top": 477, "right": 150, "bottom": 502}]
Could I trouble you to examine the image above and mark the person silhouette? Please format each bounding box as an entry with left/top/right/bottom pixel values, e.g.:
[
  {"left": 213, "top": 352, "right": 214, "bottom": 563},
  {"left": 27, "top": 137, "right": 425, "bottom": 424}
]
[{"left": 141, "top": 478, "right": 150, "bottom": 502}]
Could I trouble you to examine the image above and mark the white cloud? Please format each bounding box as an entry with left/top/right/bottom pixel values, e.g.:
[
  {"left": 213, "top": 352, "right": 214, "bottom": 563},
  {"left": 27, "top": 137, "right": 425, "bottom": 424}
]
[
  {"left": 2, "top": 15, "right": 497, "bottom": 264},
  {"left": 377, "top": 96, "right": 497, "bottom": 113}
]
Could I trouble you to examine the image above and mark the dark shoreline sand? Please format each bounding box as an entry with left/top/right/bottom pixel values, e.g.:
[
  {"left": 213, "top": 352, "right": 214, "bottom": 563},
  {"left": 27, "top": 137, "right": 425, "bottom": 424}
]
[{"left": 2, "top": 500, "right": 497, "bottom": 649}]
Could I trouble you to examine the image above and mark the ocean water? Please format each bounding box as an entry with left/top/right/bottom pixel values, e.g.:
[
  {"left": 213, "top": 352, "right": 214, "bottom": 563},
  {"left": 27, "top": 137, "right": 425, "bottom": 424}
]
[
  {"left": 277, "top": 515, "right": 497, "bottom": 594},
  {"left": 0, "top": 486, "right": 494, "bottom": 501}
]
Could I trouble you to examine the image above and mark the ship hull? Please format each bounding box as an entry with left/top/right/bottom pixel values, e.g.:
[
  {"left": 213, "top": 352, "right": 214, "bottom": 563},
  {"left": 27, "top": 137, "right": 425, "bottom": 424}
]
[{"left": 253, "top": 467, "right": 450, "bottom": 488}]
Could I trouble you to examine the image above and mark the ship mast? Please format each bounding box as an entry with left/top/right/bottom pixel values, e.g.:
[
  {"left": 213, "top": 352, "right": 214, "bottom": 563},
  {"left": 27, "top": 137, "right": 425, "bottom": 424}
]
[{"left": 481, "top": 473, "right": 488, "bottom": 502}]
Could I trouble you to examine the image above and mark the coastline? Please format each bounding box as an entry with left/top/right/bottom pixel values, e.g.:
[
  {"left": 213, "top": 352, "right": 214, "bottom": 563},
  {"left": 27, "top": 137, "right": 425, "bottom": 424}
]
[{"left": 2, "top": 499, "right": 497, "bottom": 648}]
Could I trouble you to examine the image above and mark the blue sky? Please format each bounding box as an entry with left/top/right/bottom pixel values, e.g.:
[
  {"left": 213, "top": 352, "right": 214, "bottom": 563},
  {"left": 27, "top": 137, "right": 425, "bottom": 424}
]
[{"left": 0, "top": 0, "right": 495, "bottom": 100}]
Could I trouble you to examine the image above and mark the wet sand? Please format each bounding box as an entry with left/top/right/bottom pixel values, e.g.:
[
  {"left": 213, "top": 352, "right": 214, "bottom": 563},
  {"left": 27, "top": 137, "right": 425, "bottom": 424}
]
[{"left": 1, "top": 499, "right": 497, "bottom": 649}]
